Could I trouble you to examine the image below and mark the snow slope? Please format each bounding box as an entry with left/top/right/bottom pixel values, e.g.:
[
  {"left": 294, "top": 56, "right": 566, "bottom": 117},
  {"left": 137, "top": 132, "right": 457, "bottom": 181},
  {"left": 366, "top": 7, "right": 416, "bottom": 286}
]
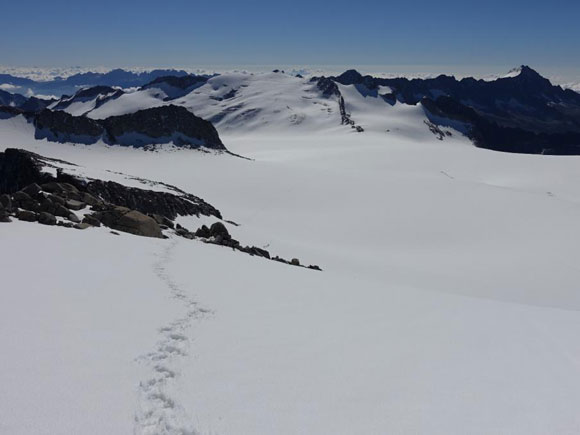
[{"left": 3, "top": 83, "right": 580, "bottom": 433}]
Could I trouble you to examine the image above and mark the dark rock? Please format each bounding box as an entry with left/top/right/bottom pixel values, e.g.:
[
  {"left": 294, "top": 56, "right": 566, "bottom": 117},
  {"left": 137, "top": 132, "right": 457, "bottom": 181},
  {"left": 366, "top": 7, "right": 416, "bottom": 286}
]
[
  {"left": 48, "top": 194, "right": 65, "bottom": 205},
  {"left": 308, "top": 265, "right": 322, "bottom": 271},
  {"left": 78, "top": 179, "right": 221, "bottom": 220},
  {"left": 0, "top": 212, "right": 11, "bottom": 223},
  {"left": 195, "top": 225, "right": 211, "bottom": 238},
  {"left": 16, "top": 210, "right": 37, "bottom": 222},
  {"left": 290, "top": 258, "right": 300, "bottom": 266},
  {"left": 54, "top": 204, "right": 71, "bottom": 218},
  {"left": 0, "top": 194, "right": 12, "bottom": 210},
  {"left": 57, "top": 221, "right": 74, "bottom": 228},
  {"left": 38, "top": 212, "right": 57, "bottom": 226},
  {"left": 13, "top": 191, "right": 41, "bottom": 212},
  {"left": 12, "top": 191, "right": 32, "bottom": 203},
  {"left": 82, "top": 215, "right": 101, "bottom": 227},
  {"left": 249, "top": 247, "right": 270, "bottom": 259},
  {"left": 209, "top": 222, "right": 230, "bottom": 239},
  {"left": 39, "top": 198, "right": 56, "bottom": 214},
  {"left": 41, "top": 182, "right": 64, "bottom": 194},
  {"left": 102, "top": 105, "right": 226, "bottom": 149},
  {"left": 0, "top": 149, "right": 53, "bottom": 194},
  {"left": 22, "top": 183, "right": 42, "bottom": 197}
]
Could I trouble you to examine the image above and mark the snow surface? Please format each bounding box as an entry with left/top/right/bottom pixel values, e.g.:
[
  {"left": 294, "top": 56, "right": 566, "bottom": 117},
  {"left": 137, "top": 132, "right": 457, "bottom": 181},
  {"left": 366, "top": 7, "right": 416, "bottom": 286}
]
[{"left": 3, "top": 78, "right": 580, "bottom": 434}]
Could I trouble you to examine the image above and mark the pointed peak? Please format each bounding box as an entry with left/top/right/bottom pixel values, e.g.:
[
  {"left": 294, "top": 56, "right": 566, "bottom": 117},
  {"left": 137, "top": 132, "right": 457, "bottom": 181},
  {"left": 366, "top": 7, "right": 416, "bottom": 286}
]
[
  {"left": 505, "top": 65, "right": 543, "bottom": 80},
  {"left": 337, "top": 69, "right": 363, "bottom": 84}
]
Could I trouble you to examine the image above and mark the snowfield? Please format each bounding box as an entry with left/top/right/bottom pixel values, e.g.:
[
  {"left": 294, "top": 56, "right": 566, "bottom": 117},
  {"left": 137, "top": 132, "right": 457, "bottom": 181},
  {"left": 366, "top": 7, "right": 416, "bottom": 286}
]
[{"left": 2, "top": 73, "right": 580, "bottom": 434}]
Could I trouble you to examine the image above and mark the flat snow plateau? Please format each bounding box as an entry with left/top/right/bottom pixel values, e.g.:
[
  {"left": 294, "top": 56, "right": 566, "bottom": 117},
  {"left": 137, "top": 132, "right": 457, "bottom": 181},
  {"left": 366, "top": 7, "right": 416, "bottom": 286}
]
[{"left": 2, "top": 97, "right": 580, "bottom": 433}]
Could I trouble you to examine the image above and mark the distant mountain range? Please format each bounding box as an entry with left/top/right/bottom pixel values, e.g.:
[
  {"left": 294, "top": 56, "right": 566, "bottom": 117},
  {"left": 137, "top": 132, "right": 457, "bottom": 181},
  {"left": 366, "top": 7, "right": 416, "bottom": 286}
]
[
  {"left": 1, "top": 66, "right": 579, "bottom": 155},
  {"left": 0, "top": 69, "right": 200, "bottom": 97}
]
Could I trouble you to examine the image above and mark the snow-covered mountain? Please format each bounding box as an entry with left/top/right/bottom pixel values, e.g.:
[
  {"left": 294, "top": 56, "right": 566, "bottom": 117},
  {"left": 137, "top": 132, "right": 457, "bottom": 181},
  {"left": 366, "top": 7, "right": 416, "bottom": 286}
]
[{"left": 2, "top": 66, "right": 580, "bottom": 434}]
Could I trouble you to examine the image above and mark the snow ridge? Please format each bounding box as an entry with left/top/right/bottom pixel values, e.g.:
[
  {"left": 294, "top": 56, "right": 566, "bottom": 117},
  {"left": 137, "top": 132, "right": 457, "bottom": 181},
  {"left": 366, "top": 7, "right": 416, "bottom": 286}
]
[{"left": 134, "top": 239, "right": 210, "bottom": 435}]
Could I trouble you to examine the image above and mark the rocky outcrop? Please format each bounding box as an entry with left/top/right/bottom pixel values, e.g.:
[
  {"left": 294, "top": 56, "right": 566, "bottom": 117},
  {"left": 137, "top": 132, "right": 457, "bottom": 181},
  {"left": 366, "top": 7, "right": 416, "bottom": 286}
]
[
  {"left": 34, "top": 109, "right": 104, "bottom": 143},
  {"left": 0, "top": 148, "right": 321, "bottom": 268},
  {"left": 102, "top": 105, "right": 225, "bottom": 149},
  {"left": 0, "top": 148, "right": 54, "bottom": 193},
  {"left": 142, "top": 75, "right": 208, "bottom": 91},
  {"left": 29, "top": 104, "right": 227, "bottom": 149}
]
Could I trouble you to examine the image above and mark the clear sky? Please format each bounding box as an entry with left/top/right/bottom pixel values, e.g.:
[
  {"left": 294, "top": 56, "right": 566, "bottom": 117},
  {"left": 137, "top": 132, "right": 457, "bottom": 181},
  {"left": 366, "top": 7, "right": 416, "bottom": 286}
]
[{"left": 2, "top": 0, "right": 579, "bottom": 71}]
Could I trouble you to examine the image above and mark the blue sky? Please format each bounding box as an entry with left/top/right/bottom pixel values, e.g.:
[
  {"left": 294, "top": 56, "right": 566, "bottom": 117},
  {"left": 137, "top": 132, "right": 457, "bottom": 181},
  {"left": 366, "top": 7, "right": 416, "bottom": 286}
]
[{"left": 2, "top": 0, "right": 579, "bottom": 71}]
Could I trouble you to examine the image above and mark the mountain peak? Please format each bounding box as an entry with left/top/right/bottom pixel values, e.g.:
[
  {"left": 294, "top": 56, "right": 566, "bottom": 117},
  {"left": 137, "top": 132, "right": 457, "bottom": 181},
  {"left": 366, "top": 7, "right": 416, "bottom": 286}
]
[
  {"left": 337, "top": 69, "right": 363, "bottom": 84},
  {"left": 506, "top": 65, "right": 543, "bottom": 80}
]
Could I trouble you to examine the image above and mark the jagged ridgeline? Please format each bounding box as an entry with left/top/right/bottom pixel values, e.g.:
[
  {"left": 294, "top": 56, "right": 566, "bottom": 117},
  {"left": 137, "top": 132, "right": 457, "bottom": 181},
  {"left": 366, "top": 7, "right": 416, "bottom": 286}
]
[
  {"left": 314, "top": 66, "right": 580, "bottom": 154},
  {"left": 1, "top": 66, "right": 580, "bottom": 154}
]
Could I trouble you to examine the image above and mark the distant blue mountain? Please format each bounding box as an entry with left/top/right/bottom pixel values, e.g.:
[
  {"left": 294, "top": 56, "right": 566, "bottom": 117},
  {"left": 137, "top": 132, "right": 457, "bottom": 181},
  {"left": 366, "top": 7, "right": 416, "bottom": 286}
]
[{"left": 0, "top": 69, "right": 192, "bottom": 96}]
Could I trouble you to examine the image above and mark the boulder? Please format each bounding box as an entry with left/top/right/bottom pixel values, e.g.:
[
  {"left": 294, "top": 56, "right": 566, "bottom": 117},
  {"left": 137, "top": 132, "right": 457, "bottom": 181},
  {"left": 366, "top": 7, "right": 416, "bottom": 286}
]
[
  {"left": 68, "top": 212, "right": 81, "bottom": 223},
  {"left": 81, "top": 192, "right": 101, "bottom": 206},
  {"left": 54, "top": 204, "right": 71, "bottom": 218},
  {"left": 114, "top": 210, "right": 163, "bottom": 238},
  {"left": 38, "top": 212, "right": 57, "bottom": 226},
  {"left": 0, "top": 194, "right": 11, "bottom": 210},
  {"left": 40, "top": 182, "right": 63, "bottom": 194},
  {"left": 195, "top": 225, "right": 211, "bottom": 238},
  {"left": 16, "top": 210, "right": 37, "bottom": 222},
  {"left": 39, "top": 198, "right": 56, "bottom": 214},
  {"left": 290, "top": 258, "right": 300, "bottom": 266},
  {"left": 82, "top": 215, "right": 101, "bottom": 227},
  {"left": 12, "top": 191, "right": 32, "bottom": 203},
  {"left": 65, "top": 199, "right": 85, "bottom": 210},
  {"left": 47, "top": 194, "right": 65, "bottom": 206},
  {"left": 74, "top": 223, "right": 92, "bottom": 230},
  {"left": 22, "top": 183, "right": 42, "bottom": 197},
  {"left": 209, "top": 222, "right": 230, "bottom": 239}
]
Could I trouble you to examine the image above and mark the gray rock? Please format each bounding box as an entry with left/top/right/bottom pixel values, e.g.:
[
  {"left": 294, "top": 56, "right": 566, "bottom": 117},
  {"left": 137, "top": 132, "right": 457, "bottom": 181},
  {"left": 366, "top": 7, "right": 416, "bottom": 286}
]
[
  {"left": 114, "top": 210, "right": 162, "bottom": 238},
  {"left": 67, "top": 212, "right": 81, "bottom": 223},
  {"left": 82, "top": 215, "right": 101, "bottom": 227},
  {"left": 290, "top": 258, "right": 300, "bottom": 266},
  {"left": 150, "top": 213, "right": 174, "bottom": 229},
  {"left": 16, "top": 210, "right": 37, "bottom": 222},
  {"left": 81, "top": 192, "right": 101, "bottom": 206},
  {"left": 38, "top": 212, "right": 57, "bottom": 226},
  {"left": 65, "top": 199, "right": 85, "bottom": 211}
]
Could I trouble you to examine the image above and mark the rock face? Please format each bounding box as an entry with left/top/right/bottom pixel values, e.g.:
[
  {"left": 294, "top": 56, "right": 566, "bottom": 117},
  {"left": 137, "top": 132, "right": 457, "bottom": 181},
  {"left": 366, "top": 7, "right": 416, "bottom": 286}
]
[
  {"left": 30, "top": 105, "right": 226, "bottom": 149},
  {"left": 142, "top": 75, "right": 208, "bottom": 91},
  {"left": 102, "top": 105, "right": 225, "bottom": 149},
  {"left": 0, "top": 148, "right": 53, "bottom": 193},
  {"left": 34, "top": 109, "right": 104, "bottom": 143}
]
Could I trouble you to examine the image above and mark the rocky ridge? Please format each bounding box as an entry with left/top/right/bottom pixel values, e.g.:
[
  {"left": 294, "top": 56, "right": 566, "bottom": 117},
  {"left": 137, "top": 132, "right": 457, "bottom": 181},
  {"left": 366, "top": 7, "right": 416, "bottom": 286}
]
[{"left": 0, "top": 148, "right": 321, "bottom": 270}]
